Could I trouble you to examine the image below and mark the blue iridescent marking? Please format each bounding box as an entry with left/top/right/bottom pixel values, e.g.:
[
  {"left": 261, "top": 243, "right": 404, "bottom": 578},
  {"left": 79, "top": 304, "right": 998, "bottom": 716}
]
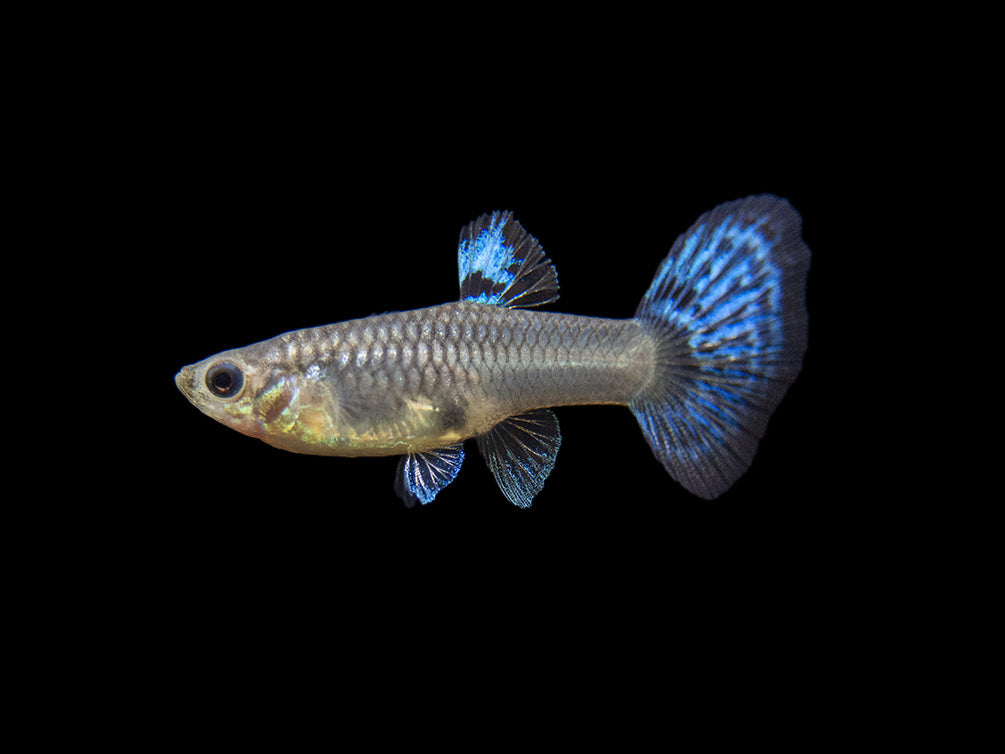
[
  {"left": 458, "top": 212, "right": 518, "bottom": 303},
  {"left": 631, "top": 195, "right": 810, "bottom": 499},
  {"left": 457, "top": 210, "right": 559, "bottom": 309},
  {"left": 465, "top": 291, "right": 503, "bottom": 305},
  {"left": 642, "top": 209, "right": 787, "bottom": 384}
]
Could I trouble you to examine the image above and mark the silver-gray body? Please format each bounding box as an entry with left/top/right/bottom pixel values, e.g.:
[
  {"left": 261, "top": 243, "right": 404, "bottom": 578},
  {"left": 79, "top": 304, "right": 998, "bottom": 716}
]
[{"left": 246, "top": 302, "right": 656, "bottom": 455}]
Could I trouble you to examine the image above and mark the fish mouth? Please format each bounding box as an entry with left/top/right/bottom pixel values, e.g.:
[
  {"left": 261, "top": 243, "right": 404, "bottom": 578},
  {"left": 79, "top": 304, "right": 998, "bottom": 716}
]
[{"left": 175, "top": 366, "right": 197, "bottom": 404}]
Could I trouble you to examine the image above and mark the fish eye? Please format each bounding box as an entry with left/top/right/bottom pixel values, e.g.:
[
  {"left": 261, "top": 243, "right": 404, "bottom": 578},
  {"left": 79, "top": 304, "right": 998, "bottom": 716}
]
[{"left": 205, "top": 362, "right": 244, "bottom": 399}]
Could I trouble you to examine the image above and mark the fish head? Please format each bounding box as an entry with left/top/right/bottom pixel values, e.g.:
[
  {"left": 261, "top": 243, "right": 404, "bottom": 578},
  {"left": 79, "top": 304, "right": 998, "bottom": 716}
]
[{"left": 175, "top": 347, "right": 298, "bottom": 442}]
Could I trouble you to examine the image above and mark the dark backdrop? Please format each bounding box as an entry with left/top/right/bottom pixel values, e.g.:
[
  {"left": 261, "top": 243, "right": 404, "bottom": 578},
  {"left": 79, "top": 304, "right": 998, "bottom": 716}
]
[{"left": 122, "top": 74, "right": 864, "bottom": 652}]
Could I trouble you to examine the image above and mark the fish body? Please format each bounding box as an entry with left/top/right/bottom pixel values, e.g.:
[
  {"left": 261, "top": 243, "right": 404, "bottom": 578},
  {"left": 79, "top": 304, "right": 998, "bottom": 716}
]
[
  {"left": 176, "top": 197, "right": 810, "bottom": 506},
  {"left": 176, "top": 304, "right": 653, "bottom": 456}
]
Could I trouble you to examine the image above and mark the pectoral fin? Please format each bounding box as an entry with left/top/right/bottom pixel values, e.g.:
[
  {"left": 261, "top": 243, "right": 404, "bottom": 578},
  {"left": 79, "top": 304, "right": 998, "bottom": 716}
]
[{"left": 394, "top": 443, "right": 466, "bottom": 507}]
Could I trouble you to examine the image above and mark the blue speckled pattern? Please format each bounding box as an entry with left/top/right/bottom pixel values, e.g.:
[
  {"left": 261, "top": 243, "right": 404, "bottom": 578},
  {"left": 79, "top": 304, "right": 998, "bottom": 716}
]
[
  {"left": 458, "top": 211, "right": 559, "bottom": 308},
  {"left": 631, "top": 195, "right": 810, "bottom": 499}
]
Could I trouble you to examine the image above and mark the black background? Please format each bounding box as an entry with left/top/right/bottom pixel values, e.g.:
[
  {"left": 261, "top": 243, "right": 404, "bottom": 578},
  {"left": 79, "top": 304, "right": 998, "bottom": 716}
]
[
  {"left": 144, "top": 119, "right": 850, "bottom": 583},
  {"left": 19, "top": 11, "right": 961, "bottom": 740},
  {"left": 89, "top": 51, "right": 881, "bottom": 705}
]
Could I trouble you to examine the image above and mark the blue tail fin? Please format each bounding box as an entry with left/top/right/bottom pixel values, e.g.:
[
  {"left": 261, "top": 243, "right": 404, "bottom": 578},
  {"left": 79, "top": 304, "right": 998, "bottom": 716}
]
[{"left": 630, "top": 196, "right": 810, "bottom": 499}]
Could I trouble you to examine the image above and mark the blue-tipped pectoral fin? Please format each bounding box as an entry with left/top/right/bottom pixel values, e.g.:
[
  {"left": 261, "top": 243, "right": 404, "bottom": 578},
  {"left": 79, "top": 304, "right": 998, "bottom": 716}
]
[
  {"left": 476, "top": 409, "right": 562, "bottom": 507},
  {"left": 457, "top": 211, "right": 559, "bottom": 308},
  {"left": 632, "top": 195, "right": 811, "bottom": 499},
  {"left": 394, "top": 443, "right": 466, "bottom": 506}
]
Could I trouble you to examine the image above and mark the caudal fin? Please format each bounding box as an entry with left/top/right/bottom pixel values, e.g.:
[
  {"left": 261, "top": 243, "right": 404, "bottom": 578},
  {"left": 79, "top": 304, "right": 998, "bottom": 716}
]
[{"left": 630, "top": 196, "right": 810, "bottom": 499}]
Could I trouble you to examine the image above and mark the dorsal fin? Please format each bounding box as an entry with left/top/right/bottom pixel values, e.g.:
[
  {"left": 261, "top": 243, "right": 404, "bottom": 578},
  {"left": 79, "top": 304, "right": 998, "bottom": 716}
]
[{"left": 457, "top": 211, "right": 559, "bottom": 308}]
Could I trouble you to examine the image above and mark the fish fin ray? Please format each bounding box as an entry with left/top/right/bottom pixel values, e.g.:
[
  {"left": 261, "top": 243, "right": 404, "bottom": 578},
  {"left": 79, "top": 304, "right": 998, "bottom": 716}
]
[
  {"left": 476, "top": 409, "right": 561, "bottom": 508},
  {"left": 394, "top": 442, "right": 465, "bottom": 506},
  {"left": 457, "top": 211, "right": 559, "bottom": 308},
  {"left": 631, "top": 195, "right": 810, "bottom": 498}
]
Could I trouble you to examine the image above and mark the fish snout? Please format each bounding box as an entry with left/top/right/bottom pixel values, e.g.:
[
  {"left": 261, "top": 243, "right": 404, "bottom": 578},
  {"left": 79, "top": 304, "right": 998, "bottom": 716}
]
[{"left": 175, "top": 366, "right": 197, "bottom": 403}]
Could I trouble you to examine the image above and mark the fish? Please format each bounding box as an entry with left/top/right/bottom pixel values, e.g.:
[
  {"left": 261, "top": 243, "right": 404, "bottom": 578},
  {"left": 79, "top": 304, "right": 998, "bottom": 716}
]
[{"left": 175, "top": 195, "right": 810, "bottom": 507}]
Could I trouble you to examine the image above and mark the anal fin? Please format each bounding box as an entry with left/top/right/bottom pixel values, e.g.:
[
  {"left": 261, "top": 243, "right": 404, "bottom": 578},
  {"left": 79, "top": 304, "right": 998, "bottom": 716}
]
[
  {"left": 476, "top": 409, "right": 561, "bottom": 508},
  {"left": 394, "top": 443, "right": 465, "bottom": 507}
]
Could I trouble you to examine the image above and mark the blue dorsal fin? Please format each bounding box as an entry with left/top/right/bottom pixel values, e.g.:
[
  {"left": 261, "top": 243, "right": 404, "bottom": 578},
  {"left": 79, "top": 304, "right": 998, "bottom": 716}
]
[
  {"left": 394, "top": 443, "right": 465, "bottom": 506},
  {"left": 458, "top": 211, "right": 559, "bottom": 308},
  {"left": 476, "top": 409, "right": 561, "bottom": 507}
]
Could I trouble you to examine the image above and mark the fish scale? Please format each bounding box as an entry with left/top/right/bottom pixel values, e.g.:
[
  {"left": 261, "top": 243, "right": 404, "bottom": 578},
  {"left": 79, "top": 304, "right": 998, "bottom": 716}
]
[
  {"left": 177, "top": 198, "right": 810, "bottom": 506},
  {"left": 252, "top": 303, "right": 656, "bottom": 448}
]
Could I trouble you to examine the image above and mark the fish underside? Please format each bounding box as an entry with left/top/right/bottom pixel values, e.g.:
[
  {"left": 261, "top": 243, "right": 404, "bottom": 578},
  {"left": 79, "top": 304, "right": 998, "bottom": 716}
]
[{"left": 176, "top": 196, "right": 811, "bottom": 507}]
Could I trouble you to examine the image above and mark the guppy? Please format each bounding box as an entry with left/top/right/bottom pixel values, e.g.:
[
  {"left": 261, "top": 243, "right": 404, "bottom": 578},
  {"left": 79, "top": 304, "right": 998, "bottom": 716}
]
[{"left": 176, "top": 196, "right": 810, "bottom": 507}]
